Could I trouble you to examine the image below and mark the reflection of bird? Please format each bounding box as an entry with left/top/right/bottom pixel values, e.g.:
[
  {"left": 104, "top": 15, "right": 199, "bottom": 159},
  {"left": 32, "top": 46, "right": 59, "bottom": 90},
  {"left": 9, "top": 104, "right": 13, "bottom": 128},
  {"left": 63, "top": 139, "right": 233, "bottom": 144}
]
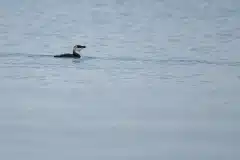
[{"left": 54, "top": 45, "right": 86, "bottom": 58}]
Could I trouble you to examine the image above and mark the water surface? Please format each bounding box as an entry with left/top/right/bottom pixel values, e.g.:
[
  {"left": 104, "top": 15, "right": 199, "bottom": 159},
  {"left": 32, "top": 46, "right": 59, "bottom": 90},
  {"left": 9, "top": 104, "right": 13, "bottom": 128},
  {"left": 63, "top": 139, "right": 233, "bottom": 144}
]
[{"left": 0, "top": 0, "right": 239, "bottom": 159}]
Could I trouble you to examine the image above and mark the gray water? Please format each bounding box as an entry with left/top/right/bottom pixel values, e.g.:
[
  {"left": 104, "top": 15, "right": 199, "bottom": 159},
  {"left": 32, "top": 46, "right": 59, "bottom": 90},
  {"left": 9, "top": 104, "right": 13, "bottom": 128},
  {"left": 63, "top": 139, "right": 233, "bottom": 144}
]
[{"left": 0, "top": 0, "right": 240, "bottom": 159}]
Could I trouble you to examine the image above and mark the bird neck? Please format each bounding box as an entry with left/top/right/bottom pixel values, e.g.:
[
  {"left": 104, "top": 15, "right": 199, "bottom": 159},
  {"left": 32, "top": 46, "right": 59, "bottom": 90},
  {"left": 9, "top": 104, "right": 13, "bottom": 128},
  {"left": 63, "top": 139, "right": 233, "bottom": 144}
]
[{"left": 73, "top": 50, "right": 80, "bottom": 56}]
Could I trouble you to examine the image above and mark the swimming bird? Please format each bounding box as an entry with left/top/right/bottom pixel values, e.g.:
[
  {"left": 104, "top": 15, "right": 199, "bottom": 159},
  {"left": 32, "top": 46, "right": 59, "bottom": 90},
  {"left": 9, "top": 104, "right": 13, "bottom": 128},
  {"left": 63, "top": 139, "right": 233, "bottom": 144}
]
[{"left": 54, "top": 45, "right": 86, "bottom": 58}]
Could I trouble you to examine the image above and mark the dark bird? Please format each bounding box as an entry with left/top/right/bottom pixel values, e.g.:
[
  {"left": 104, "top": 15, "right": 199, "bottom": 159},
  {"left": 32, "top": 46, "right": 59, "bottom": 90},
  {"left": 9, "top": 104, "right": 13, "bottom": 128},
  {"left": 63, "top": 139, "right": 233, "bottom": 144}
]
[{"left": 54, "top": 45, "right": 86, "bottom": 58}]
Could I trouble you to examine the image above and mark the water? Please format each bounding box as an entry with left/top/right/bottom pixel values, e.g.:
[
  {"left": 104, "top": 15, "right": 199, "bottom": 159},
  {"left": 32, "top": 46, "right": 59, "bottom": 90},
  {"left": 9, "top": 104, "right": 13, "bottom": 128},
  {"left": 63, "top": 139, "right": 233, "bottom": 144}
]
[{"left": 0, "top": 0, "right": 239, "bottom": 159}]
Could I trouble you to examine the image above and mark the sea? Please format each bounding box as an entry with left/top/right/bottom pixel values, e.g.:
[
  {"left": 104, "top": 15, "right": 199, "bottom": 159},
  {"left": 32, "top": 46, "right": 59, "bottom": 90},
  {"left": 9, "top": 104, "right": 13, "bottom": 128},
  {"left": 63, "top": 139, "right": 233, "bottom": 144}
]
[{"left": 0, "top": 0, "right": 239, "bottom": 159}]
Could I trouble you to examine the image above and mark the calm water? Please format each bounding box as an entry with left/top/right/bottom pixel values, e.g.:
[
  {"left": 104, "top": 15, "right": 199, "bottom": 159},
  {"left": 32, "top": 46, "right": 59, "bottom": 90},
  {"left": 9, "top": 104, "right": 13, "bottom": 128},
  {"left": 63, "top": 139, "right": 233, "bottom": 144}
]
[{"left": 0, "top": 0, "right": 239, "bottom": 159}]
